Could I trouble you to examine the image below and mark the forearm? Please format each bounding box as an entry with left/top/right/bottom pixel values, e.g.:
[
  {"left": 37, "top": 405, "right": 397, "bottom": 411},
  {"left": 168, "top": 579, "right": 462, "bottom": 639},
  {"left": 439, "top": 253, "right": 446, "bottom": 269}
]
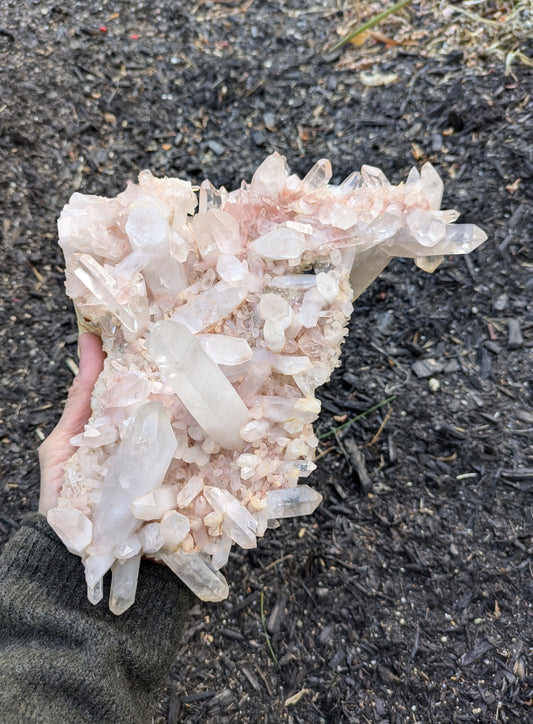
[{"left": 0, "top": 514, "right": 195, "bottom": 724}]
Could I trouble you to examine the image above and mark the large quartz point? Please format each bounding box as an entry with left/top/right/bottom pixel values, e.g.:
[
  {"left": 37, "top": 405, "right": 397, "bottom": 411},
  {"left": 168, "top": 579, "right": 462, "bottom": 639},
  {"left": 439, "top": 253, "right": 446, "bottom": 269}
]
[
  {"left": 146, "top": 320, "right": 251, "bottom": 450},
  {"left": 50, "top": 153, "right": 486, "bottom": 612},
  {"left": 90, "top": 401, "right": 177, "bottom": 550}
]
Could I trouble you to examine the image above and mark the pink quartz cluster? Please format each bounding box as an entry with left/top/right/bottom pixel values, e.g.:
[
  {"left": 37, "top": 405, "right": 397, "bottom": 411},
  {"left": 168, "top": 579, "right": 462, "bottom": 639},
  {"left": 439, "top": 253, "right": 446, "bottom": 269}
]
[{"left": 49, "top": 153, "right": 486, "bottom": 613}]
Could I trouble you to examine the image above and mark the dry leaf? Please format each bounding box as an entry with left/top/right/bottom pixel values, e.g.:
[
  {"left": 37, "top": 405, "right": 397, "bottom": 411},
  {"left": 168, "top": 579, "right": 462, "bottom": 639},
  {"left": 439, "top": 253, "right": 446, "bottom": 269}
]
[{"left": 349, "top": 30, "right": 370, "bottom": 47}]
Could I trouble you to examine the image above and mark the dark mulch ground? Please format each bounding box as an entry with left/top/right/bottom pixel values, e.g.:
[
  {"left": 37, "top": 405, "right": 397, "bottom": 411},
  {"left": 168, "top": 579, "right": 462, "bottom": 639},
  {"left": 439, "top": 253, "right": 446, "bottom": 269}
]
[{"left": 1, "top": 2, "right": 532, "bottom": 722}]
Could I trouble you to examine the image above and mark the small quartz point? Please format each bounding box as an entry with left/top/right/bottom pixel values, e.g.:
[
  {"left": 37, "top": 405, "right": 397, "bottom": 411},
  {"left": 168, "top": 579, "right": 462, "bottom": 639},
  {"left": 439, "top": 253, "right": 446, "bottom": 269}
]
[
  {"left": 171, "top": 281, "right": 247, "bottom": 333},
  {"left": 253, "top": 228, "right": 306, "bottom": 260},
  {"left": 87, "top": 578, "right": 103, "bottom": 606},
  {"left": 302, "top": 158, "right": 332, "bottom": 192},
  {"left": 198, "top": 179, "right": 226, "bottom": 213},
  {"left": 250, "top": 152, "right": 288, "bottom": 197},
  {"left": 131, "top": 486, "right": 179, "bottom": 521},
  {"left": 161, "top": 551, "right": 229, "bottom": 602},
  {"left": 264, "top": 485, "right": 323, "bottom": 519},
  {"left": 109, "top": 554, "right": 141, "bottom": 615},
  {"left": 113, "top": 534, "right": 142, "bottom": 560},
  {"left": 204, "top": 486, "right": 257, "bottom": 549},
  {"left": 55, "top": 152, "right": 486, "bottom": 610},
  {"left": 160, "top": 510, "right": 190, "bottom": 547},
  {"left": 147, "top": 320, "right": 251, "bottom": 449},
  {"left": 85, "top": 552, "right": 114, "bottom": 591},
  {"left": 138, "top": 522, "right": 165, "bottom": 553},
  {"left": 47, "top": 507, "right": 92, "bottom": 556},
  {"left": 196, "top": 334, "right": 253, "bottom": 366},
  {"left": 74, "top": 254, "right": 149, "bottom": 339},
  {"left": 415, "top": 255, "right": 444, "bottom": 273},
  {"left": 421, "top": 162, "right": 444, "bottom": 210}
]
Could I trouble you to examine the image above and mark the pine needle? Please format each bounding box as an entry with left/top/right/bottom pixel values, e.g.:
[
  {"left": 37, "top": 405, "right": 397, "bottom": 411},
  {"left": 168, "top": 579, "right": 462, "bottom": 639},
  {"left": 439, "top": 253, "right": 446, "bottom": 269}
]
[{"left": 318, "top": 395, "right": 396, "bottom": 440}]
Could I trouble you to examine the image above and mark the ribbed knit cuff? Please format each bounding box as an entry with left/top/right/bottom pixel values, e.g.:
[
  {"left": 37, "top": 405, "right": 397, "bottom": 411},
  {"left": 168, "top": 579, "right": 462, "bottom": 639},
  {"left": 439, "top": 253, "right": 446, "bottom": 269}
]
[
  {"left": 0, "top": 515, "right": 198, "bottom": 723},
  {"left": 1, "top": 514, "right": 197, "bottom": 648}
]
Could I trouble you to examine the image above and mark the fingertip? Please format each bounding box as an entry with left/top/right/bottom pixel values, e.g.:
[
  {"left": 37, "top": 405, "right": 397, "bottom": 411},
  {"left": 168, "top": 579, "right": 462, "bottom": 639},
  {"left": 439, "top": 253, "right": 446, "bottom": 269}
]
[
  {"left": 77, "top": 332, "right": 105, "bottom": 385},
  {"left": 78, "top": 332, "right": 103, "bottom": 356}
]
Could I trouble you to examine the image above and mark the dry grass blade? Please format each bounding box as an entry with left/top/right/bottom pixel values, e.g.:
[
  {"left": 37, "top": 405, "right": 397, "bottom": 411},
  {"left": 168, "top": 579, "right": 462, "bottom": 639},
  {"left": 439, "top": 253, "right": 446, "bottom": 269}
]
[{"left": 327, "top": 0, "right": 415, "bottom": 52}]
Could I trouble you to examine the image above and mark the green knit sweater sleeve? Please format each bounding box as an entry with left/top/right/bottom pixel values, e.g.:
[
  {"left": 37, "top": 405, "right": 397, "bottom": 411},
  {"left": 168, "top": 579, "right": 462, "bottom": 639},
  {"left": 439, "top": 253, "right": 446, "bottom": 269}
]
[{"left": 0, "top": 514, "right": 196, "bottom": 724}]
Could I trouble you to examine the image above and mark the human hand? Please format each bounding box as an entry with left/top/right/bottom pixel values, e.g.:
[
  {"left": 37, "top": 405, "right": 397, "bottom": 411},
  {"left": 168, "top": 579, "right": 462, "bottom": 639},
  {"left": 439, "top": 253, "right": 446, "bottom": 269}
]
[{"left": 38, "top": 333, "right": 106, "bottom": 515}]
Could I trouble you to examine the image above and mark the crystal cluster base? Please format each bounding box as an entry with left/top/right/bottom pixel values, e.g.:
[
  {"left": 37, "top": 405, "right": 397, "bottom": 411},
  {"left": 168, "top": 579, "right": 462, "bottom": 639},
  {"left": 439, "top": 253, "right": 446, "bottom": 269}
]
[{"left": 49, "top": 153, "right": 486, "bottom": 613}]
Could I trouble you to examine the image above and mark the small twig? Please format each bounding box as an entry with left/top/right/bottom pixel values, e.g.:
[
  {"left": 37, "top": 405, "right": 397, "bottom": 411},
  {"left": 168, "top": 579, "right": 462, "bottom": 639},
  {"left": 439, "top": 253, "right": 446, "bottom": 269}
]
[
  {"left": 65, "top": 357, "right": 79, "bottom": 376},
  {"left": 314, "top": 445, "right": 336, "bottom": 462},
  {"left": 327, "top": 0, "right": 414, "bottom": 52},
  {"left": 318, "top": 396, "right": 396, "bottom": 440},
  {"left": 260, "top": 590, "right": 279, "bottom": 667},
  {"left": 366, "top": 407, "right": 393, "bottom": 447},
  {"left": 263, "top": 553, "right": 294, "bottom": 572},
  {"left": 337, "top": 435, "right": 372, "bottom": 492}
]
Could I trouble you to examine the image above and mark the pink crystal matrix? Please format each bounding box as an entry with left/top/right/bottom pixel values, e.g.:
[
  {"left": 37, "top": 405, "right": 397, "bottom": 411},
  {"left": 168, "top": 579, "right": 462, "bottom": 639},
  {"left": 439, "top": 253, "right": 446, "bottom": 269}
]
[{"left": 49, "top": 153, "right": 486, "bottom": 613}]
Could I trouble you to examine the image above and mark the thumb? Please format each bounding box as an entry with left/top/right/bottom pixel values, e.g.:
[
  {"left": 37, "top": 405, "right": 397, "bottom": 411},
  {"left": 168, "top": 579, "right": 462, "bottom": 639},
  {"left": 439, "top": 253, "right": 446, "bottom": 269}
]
[
  {"left": 57, "top": 333, "right": 106, "bottom": 440},
  {"left": 38, "top": 333, "right": 106, "bottom": 515}
]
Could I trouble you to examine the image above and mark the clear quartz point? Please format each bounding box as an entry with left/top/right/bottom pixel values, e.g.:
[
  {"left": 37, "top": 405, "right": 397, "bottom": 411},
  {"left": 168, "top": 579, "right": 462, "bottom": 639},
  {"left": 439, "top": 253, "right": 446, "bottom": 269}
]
[
  {"left": 171, "top": 281, "right": 247, "bottom": 333},
  {"left": 361, "top": 164, "right": 390, "bottom": 188},
  {"left": 302, "top": 159, "right": 332, "bottom": 192},
  {"left": 113, "top": 534, "right": 142, "bottom": 560},
  {"left": 131, "top": 486, "right": 179, "bottom": 521},
  {"left": 420, "top": 162, "right": 444, "bottom": 210},
  {"left": 138, "top": 523, "right": 165, "bottom": 553},
  {"left": 442, "top": 223, "right": 487, "bottom": 253},
  {"left": 196, "top": 334, "right": 253, "bottom": 365},
  {"left": 85, "top": 553, "right": 114, "bottom": 590},
  {"left": 250, "top": 152, "right": 288, "bottom": 197},
  {"left": 264, "top": 485, "right": 323, "bottom": 519},
  {"left": 405, "top": 166, "right": 421, "bottom": 187},
  {"left": 160, "top": 510, "right": 190, "bottom": 546},
  {"left": 87, "top": 578, "right": 103, "bottom": 605},
  {"left": 339, "top": 170, "right": 361, "bottom": 192},
  {"left": 253, "top": 228, "right": 306, "bottom": 260},
  {"left": 74, "top": 254, "right": 149, "bottom": 338},
  {"left": 147, "top": 320, "right": 251, "bottom": 449},
  {"left": 199, "top": 179, "right": 226, "bottom": 213},
  {"left": 161, "top": 551, "right": 229, "bottom": 602},
  {"left": 211, "top": 535, "right": 232, "bottom": 571},
  {"left": 204, "top": 486, "right": 257, "bottom": 549},
  {"left": 91, "top": 401, "right": 177, "bottom": 552},
  {"left": 109, "top": 554, "right": 141, "bottom": 615}
]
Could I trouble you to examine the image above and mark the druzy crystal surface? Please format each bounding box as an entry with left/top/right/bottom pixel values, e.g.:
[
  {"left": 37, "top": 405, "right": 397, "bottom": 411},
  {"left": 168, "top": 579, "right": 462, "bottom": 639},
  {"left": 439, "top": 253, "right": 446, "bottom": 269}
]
[{"left": 50, "top": 153, "right": 486, "bottom": 613}]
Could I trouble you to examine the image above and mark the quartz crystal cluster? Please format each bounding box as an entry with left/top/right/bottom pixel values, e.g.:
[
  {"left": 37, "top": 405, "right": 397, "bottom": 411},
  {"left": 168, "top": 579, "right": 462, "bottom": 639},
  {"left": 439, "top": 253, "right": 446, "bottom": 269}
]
[{"left": 50, "top": 153, "right": 486, "bottom": 613}]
